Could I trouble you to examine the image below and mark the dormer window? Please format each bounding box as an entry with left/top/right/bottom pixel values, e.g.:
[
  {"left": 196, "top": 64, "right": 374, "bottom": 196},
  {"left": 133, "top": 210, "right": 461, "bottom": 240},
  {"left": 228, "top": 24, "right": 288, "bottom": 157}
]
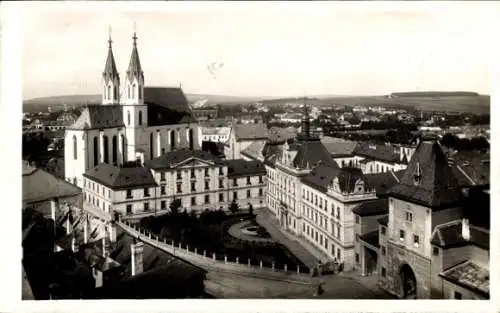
[{"left": 413, "top": 162, "right": 422, "bottom": 185}]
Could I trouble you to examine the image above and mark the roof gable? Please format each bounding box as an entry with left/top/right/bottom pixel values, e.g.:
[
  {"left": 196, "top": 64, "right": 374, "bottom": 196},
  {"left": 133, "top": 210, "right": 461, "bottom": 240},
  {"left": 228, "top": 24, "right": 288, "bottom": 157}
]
[
  {"left": 70, "top": 105, "right": 124, "bottom": 130},
  {"left": 145, "top": 149, "right": 222, "bottom": 170}
]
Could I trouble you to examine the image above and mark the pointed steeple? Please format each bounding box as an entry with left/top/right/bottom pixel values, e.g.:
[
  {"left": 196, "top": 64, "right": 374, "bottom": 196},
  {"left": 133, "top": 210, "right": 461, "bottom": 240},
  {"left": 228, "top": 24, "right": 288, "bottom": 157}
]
[
  {"left": 103, "top": 27, "right": 119, "bottom": 84},
  {"left": 127, "top": 27, "right": 144, "bottom": 82}
]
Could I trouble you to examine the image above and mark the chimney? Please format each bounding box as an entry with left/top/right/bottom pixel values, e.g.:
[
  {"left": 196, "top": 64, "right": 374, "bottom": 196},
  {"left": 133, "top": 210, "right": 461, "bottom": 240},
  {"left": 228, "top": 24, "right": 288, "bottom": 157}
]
[
  {"left": 130, "top": 241, "right": 144, "bottom": 276},
  {"left": 462, "top": 219, "right": 470, "bottom": 241}
]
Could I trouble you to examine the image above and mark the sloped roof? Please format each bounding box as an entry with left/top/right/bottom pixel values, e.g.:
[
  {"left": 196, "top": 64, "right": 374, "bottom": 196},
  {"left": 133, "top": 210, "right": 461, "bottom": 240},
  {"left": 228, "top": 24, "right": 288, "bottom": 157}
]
[
  {"left": 364, "top": 171, "right": 399, "bottom": 196},
  {"left": 389, "top": 141, "right": 464, "bottom": 209},
  {"left": 431, "top": 220, "right": 489, "bottom": 250},
  {"left": 301, "top": 164, "right": 369, "bottom": 193},
  {"left": 225, "top": 159, "right": 266, "bottom": 177},
  {"left": 353, "top": 142, "right": 402, "bottom": 164},
  {"left": 145, "top": 149, "right": 223, "bottom": 170},
  {"left": 145, "top": 87, "right": 196, "bottom": 125},
  {"left": 287, "top": 138, "right": 338, "bottom": 169},
  {"left": 268, "top": 126, "right": 297, "bottom": 143},
  {"left": 439, "top": 261, "right": 489, "bottom": 298},
  {"left": 233, "top": 124, "right": 269, "bottom": 141},
  {"left": 70, "top": 105, "right": 124, "bottom": 130},
  {"left": 448, "top": 151, "right": 490, "bottom": 187},
  {"left": 240, "top": 140, "right": 267, "bottom": 161},
  {"left": 83, "top": 163, "right": 157, "bottom": 190},
  {"left": 352, "top": 198, "right": 388, "bottom": 216},
  {"left": 262, "top": 143, "right": 283, "bottom": 168},
  {"left": 23, "top": 164, "right": 81, "bottom": 203},
  {"left": 321, "top": 136, "right": 357, "bottom": 157},
  {"left": 377, "top": 215, "right": 389, "bottom": 226}
]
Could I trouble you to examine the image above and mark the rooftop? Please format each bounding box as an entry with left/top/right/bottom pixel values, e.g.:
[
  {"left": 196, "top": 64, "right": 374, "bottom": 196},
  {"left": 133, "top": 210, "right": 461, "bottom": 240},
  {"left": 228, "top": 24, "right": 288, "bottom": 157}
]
[
  {"left": 440, "top": 261, "right": 489, "bottom": 298},
  {"left": 301, "top": 164, "right": 370, "bottom": 194},
  {"left": 431, "top": 219, "right": 489, "bottom": 250},
  {"left": 321, "top": 136, "right": 357, "bottom": 157},
  {"left": 364, "top": 171, "right": 400, "bottom": 197},
  {"left": 233, "top": 123, "right": 269, "bottom": 141},
  {"left": 145, "top": 149, "right": 223, "bottom": 170},
  {"left": 283, "top": 138, "right": 338, "bottom": 170},
  {"left": 240, "top": 140, "right": 267, "bottom": 161},
  {"left": 352, "top": 198, "right": 388, "bottom": 217},
  {"left": 225, "top": 159, "right": 267, "bottom": 178},
  {"left": 83, "top": 163, "right": 157, "bottom": 190},
  {"left": 353, "top": 142, "right": 402, "bottom": 164}
]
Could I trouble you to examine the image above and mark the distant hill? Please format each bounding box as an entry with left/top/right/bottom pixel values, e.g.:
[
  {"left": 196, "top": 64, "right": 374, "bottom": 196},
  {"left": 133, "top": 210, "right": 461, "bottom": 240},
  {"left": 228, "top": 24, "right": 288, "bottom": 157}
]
[
  {"left": 390, "top": 91, "right": 480, "bottom": 98},
  {"left": 23, "top": 93, "right": 263, "bottom": 113}
]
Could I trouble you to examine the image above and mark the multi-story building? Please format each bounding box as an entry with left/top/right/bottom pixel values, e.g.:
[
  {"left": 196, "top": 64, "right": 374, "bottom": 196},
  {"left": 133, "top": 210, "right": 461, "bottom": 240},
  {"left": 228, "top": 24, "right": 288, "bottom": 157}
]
[
  {"left": 351, "top": 142, "right": 414, "bottom": 174},
  {"left": 199, "top": 126, "right": 231, "bottom": 144},
  {"left": 65, "top": 30, "right": 199, "bottom": 188},
  {"left": 82, "top": 149, "right": 266, "bottom": 217}
]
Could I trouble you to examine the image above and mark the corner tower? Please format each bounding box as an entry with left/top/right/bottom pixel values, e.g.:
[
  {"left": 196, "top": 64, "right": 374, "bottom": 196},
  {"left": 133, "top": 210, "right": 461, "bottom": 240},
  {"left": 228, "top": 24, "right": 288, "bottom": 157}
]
[{"left": 102, "top": 29, "right": 120, "bottom": 105}]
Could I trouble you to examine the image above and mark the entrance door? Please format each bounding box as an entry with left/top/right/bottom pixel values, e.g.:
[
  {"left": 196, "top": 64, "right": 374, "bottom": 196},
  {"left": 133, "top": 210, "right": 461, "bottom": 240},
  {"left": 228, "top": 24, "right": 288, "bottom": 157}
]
[{"left": 399, "top": 264, "right": 417, "bottom": 299}]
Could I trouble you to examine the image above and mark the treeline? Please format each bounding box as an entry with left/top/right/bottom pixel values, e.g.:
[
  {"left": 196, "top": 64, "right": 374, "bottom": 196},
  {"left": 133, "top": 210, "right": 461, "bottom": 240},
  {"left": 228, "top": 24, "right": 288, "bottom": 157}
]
[
  {"left": 440, "top": 133, "right": 489, "bottom": 151},
  {"left": 23, "top": 132, "right": 51, "bottom": 159},
  {"left": 391, "top": 91, "right": 480, "bottom": 98}
]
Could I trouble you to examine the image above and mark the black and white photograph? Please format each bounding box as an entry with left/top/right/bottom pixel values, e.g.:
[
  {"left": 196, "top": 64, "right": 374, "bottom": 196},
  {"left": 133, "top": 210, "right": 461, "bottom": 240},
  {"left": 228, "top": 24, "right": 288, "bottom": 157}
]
[{"left": 1, "top": 1, "right": 497, "bottom": 310}]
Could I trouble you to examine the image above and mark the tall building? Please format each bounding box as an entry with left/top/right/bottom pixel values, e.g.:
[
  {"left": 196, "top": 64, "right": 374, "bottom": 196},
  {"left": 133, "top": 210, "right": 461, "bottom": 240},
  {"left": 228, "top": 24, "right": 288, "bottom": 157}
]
[{"left": 65, "top": 31, "right": 199, "bottom": 187}]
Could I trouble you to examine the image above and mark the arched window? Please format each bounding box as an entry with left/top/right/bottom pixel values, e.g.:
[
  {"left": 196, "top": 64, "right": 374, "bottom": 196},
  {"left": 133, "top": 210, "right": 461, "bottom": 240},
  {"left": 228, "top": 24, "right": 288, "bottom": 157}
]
[
  {"left": 103, "top": 136, "right": 109, "bottom": 164},
  {"left": 138, "top": 111, "right": 143, "bottom": 126},
  {"left": 138, "top": 86, "right": 142, "bottom": 99},
  {"left": 107, "top": 85, "right": 111, "bottom": 100},
  {"left": 170, "top": 130, "right": 176, "bottom": 150},
  {"left": 188, "top": 128, "right": 194, "bottom": 150},
  {"left": 73, "top": 135, "right": 77, "bottom": 160},
  {"left": 127, "top": 111, "right": 131, "bottom": 126},
  {"left": 121, "top": 134, "right": 126, "bottom": 163},
  {"left": 112, "top": 135, "right": 117, "bottom": 164},
  {"left": 114, "top": 86, "right": 118, "bottom": 100},
  {"left": 127, "top": 85, "right": 130, "bottom": 98},
  {"left": 93, "top": 136, "right": 99, "bottom": 166},
  {"left": 149, "top": 133, "right": 154, "bottom": 159},
  {"left": 132, "top": 84, "right": 136, "bottom": 99},
  {"left": 104, "top": 86, "right": 106, "bottom": 99}
]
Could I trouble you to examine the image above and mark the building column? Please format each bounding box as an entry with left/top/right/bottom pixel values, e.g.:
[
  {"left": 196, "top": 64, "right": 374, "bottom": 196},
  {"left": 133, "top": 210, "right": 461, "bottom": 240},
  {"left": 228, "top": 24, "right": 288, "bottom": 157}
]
[
  {"left": 156, "top": 130, "right": 161, "bottom": 157},
  {"left": 99, "top": 131, "right": 105, "bottom": 163},
  {"left": 361, "top": 245, "right": 366, "bottom": 276}
]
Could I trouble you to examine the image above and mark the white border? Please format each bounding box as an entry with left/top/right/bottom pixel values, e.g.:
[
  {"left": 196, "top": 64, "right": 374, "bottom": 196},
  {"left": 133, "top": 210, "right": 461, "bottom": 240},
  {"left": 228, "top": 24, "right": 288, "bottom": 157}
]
[{"left": 1, "top": 1, "right": 498, "bottom": 313}]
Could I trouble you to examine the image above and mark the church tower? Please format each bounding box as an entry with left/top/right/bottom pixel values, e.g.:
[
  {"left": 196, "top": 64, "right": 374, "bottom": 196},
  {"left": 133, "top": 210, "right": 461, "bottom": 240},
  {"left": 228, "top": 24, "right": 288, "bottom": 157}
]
[
  {"left": 122, "top": 29, "right": 148, "bottom": 161},
  {"left": 102, "top": 29, "right": 120, "bottom": 105}
]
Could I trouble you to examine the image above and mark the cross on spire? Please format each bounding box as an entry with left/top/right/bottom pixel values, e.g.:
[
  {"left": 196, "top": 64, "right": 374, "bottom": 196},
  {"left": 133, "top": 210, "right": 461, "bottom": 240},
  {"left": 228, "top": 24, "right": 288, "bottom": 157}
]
[
  {"left": 108, "top": 26, "right": 112, "bottom": 48},
  {"left": 133, "top": 21, "right": 138, "bottom": 46}
]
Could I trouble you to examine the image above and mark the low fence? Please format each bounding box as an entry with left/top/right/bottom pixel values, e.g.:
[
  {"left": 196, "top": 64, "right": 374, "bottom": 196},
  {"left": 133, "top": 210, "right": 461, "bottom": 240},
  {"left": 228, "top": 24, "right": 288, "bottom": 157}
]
[{"left": 117, "top": 220, "right": 313, "bottom": 284}]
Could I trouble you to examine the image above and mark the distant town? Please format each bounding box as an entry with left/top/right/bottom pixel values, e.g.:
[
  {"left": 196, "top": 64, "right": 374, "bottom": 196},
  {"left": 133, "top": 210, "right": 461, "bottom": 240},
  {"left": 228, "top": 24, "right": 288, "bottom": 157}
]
[{"left": 22, "top": 29, "right": 490, "bottom": 301}]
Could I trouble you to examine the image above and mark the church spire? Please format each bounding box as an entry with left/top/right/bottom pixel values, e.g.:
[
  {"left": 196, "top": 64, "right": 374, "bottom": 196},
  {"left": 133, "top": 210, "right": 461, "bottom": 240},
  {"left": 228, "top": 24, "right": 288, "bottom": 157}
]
[
  {"left": 103, "top": 27, "right": 119, "bottom": 84},
  {"left": 127, "top": 24, "right": 144, "bottom": 82}
]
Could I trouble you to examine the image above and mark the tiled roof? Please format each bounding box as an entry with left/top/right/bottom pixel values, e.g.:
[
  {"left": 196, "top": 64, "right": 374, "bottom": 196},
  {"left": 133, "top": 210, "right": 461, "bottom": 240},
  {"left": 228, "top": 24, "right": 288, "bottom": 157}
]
[
  {"left": 240, "top": 140, "right": 267, "bottom": 161},
  {"left": 389, "top": 141, "right": 464, "bottom": 209},
  {"left": 70, "top": 105, "right": 124, "bottom": 130},
  {"left": 301, "top": 164, "right": 370, "bottom": 194},
  {"left": 359, "top": 230, "right": 380, "bottom": 248},
  {"left": 352, "top": 198, "right": 388, "bottom": 216},
  {"left": 431, "top": 220, "right": 489, "bottom": 250},
  {"left": 377, "top": 215, "right": 389, "bottom": 226},
  {"left": 145, "top": 87, "right": 197, "bottom": 125},
  {"left": 23, "top": 164, "right": 81, "bottom": 203},
  {"left": 145, "top": 149, "right": 223, "bottom": 170},
  {"left": 286, "top": 138, "right": 338, "bottom": 169},
  {"left": 321, "top": 136, "right": 357, "bottom": 157},
  {"left": 448, "top": 151, "right": 490, "bottom": 187},
  {"left": 233, "top": 124, "right": 269, "bottom": 141},
  {"left": 83, "top": 163, "right": 157, "bottom": 190},
  {"left": 365, "top": 171, "right": 399, "bottom": 196},
  {"left": 353, "top": 142, "right": 402, "bottom": 164},
  {"left": 268, "top": 126, "right": 297, "bottom": 143},
  {"left": 225, "top": 159, "right": 266, "bottom": 177},
  {"left": 439, "top": 261, "right": 489, "bottom": 298},
  {"left": 262, "top": 143, "right": 283, "bottom": 168}
]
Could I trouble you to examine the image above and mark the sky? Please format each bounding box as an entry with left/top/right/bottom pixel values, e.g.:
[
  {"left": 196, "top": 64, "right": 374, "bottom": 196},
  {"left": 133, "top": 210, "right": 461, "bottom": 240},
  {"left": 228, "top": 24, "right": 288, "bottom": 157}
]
[{"left": 20, "top": 2, "right": 497, "bottom": 99}]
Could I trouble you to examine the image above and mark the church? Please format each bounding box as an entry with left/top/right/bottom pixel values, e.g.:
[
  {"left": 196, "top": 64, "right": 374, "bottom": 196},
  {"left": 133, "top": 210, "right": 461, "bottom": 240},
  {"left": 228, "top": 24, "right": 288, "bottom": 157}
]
[{"left": 64, "top": 31, "right": 199, "bottom": 187}]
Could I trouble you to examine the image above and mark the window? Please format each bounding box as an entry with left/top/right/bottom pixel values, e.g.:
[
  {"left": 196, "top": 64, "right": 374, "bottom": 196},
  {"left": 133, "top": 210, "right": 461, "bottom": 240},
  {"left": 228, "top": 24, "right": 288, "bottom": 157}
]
[
  {"left": 259, "top": 188, "right": 263, "bottom": 196},
  {"left": 454, "top": 291, "right": 462, "bottom": 300},
  {"left": 413, "top": 235, "right": 420, "bottom": 247},
  {"left": 190, "top": 169, "right": 196, "bottom": 178},
  {"left": 320, "top": 234, "right": 323, "bottom": 245},
  {"left": 219, "top": 179, "right": 224, "bottom": 188},
  {"left": 127, "top": 85, "right": 130, "bottom": 98},
  {"left": 176, "top": 183, "right": 182, "bottom": 194},
  {"left": 161, "top": 200, "right": 166, "bottom": 210},
  {"left": 144, "top": 188, "right": 150, "bottom": 197},
  {"left": 399, "top": 229, "right": 405, "bottom": 241},
  {"left": 337, "top": 225, "right": 341, "bottom": 239},
  {"left": 73, "top": 135, "right": 77, "bottom": 160},
  {"left": 381, "top": 267, "right": 386, "bottom": 277},
  {"left": 127, "top": 111, "right": 131, "bottom": 126},
  {"left": 381, "top": 246, "right": 386, "bottom": 255},
  {"left": 191, "top": 182, "right": 196, "bottom": 192},
  {"left": 176, "top": 171, "right": 182, "bottom": 180},
  {"left": 126, "top": 204, "right": 132, "bottom": 215},
  {"left": 204, "top": 181, "right": 210, "bottom": 190},
  {"left": 138, "top": 85, "right": 142, "bottom": 99},
  {"left": 259, "top": 176, "right": 263, "bottom": 183},
  {"left": 233, "top": 191, "right": 238, "bottom": 200},
  {"left": 160, "top": 172, "right": 165, "bottom": 181},
  {"left": 405, "top": 211, "right": 413, "bottom": 222},
  {"left": 233, "top": 178, "right": 238, "bottom": 187},
  {"left": 219, "top": 193, "right": 224, "bottom": 202},
  {"left": 381, "top": 226, "right": 386, "bottom": 235},
  {"left": 204, "top": 195, "right": 210, "bottom": 204},
  {"left": 337, "top": 248, "right": 341, "bottom": 260},
  {"left": 331, "top": 244, "right": 335, "bottom": 255},
  {"left": 160, "top": 185, "right": 166, "bottom": 195},
  {"left": 355, "top": 253, "right": 360, "bottom": 264},
  {"left": 191, "top": 197, "right": 196, "bottom": 205},
  {"left": 433, "top": 247, "right": 439, "bottom": 256},
  {"left": 204, "top": 168, "right": 209, "bottom": 177},
  {"left": 132, "top": 84, "right": 136, "bottom": 98},
  {"left": 138, "top": 110, "right": 142, "bottom": 126},
  {"left": 144, "top": 202, "right": 149, "bottom": 211},
  {"left": 336, "top": 207, "right": 340, "bottom": 219},
  {"left": 324, "top": 238, "right": 328, "bottom": 248},
  {"left": 246, "top": 177, "right": 251, "bottom": 185},
  {"left": 93, "top": 136, "right": 99, "bottom": 166},
  {"left": 247, "top": 190, "right": 251, "bottom": 199},
  {"left": 219, "top": 167, "right": 224, "bottom": 175},
  {"left": 355, "top": 215, "right": 360, "bottom": 224},
  {"left": 126, "top": 190, "right": 132, "bottom": 199}
]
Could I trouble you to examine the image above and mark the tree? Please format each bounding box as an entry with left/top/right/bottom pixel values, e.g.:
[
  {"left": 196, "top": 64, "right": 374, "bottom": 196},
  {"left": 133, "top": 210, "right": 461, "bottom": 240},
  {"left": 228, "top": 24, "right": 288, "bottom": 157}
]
[
  {"left": 229, "top": 200, "right": 239, "bottom": 214},
  {"left": 169, "top": 199, "right": 182, "bottom": 216}
]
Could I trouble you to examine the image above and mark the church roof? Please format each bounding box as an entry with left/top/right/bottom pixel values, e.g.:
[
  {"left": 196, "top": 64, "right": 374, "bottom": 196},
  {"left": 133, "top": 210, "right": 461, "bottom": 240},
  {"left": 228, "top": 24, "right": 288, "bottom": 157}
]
[
  {"left": 70, "top": 105, "right": 124, "bottom": 130},
  {"left": 126, "top": 33, "right": 143, "bottom": 82},
  {"left": 103, "top": 38, "right": 119, "bottom": 84},
  {"left": 389, "top": 140, "right": 463, "bottom": 209},
  {"left": 145, "top": 87, "right": 197, "bottom": 125},
  {"left": 83, "top": 163, "right": 157, "bottom": 190}
]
